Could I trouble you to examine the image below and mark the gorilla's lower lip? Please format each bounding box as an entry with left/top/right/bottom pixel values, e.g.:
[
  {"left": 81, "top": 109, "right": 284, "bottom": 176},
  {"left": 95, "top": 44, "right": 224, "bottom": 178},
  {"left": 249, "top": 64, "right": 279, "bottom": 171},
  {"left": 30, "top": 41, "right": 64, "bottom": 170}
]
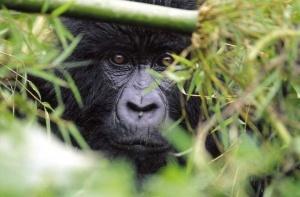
[{"left": 110, "top": 140, "right": 170, "bottom": 153}]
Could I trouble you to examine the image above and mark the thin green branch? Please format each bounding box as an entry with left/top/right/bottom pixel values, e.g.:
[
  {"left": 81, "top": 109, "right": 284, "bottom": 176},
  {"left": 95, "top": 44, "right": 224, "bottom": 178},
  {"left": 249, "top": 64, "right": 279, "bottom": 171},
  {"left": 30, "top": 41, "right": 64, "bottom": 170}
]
[{"left": 0, "top": 0, "right": 198, "bottom": 33}]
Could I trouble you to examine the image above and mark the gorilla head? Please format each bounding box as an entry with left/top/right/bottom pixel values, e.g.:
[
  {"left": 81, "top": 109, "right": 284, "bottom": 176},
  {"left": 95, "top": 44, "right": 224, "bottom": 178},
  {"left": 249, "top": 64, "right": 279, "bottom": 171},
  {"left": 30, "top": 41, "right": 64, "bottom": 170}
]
[{"left": 37, "top": 0, "right": 200, "bottom": 175}]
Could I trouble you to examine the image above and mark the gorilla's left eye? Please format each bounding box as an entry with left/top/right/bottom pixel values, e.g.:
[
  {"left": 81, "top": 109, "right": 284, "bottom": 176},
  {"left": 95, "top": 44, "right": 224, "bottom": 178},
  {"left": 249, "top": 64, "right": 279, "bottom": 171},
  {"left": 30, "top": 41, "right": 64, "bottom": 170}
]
[
  {"left": 158, "top": 53, "right": 174, "bottom": 67},
  {"left": 110, "top": 53, "right": 129, "bottom": 65}
]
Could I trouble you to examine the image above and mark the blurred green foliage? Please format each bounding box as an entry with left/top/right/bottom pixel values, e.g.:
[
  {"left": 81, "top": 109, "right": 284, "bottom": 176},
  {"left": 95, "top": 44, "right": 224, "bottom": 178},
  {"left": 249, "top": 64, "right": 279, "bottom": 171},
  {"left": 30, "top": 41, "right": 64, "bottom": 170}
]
[{"left": 0, "top": 0, "right": 299, "bottom": 196}]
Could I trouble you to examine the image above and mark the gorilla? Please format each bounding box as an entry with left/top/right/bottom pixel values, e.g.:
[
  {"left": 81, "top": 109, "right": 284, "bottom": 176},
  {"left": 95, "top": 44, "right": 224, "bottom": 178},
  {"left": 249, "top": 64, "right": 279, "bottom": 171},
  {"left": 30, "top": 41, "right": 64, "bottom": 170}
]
[{"left": 36, "top": 0, "right": 203, "bottom": 175}]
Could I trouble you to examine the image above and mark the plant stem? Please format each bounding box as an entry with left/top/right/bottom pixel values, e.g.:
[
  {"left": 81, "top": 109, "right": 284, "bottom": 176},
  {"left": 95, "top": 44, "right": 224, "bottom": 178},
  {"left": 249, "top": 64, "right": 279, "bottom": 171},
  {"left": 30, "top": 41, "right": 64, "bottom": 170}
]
[{"left": 0, "top": 0, "right": 198, "bottom": 33}]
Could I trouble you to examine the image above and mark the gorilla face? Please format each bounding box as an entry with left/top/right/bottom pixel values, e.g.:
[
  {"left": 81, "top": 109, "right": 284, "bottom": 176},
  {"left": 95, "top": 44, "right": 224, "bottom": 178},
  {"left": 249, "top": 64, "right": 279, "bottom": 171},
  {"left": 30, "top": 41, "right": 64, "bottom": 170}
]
[{"left": 37, "top": 0, "right": 199, "bottom": 174}]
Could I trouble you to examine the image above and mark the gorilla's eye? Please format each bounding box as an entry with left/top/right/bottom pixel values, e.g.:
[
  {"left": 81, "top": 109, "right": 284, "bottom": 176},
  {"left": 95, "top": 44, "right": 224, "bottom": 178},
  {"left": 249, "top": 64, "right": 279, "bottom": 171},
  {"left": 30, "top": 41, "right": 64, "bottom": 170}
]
[
  {"left": 110, "top": 53, "right": 128, "bottom": 65},
  {"left": 159, "top": 53, "right": 174, "bottom": 66}
]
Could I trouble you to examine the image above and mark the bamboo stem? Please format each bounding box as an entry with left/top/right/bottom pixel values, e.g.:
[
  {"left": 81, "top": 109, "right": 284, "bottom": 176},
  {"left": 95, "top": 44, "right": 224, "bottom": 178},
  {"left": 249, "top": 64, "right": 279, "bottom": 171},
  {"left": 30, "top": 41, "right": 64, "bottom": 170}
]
[{"left": 0, "top": 0, "right": 198, "bottom": 33}]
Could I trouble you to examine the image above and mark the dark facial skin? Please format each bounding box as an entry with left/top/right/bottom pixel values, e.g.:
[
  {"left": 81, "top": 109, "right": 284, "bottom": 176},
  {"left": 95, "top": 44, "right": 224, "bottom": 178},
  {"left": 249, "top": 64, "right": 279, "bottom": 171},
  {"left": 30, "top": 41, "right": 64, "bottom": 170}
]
[{"left": 36, "top": 0, "right": 202, "bottom": 175}]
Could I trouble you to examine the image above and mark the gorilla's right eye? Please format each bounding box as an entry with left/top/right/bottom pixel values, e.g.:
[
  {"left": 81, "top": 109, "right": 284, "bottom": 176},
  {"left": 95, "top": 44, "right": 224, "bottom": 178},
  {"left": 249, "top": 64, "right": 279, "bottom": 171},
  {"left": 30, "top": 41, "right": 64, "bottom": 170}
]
[{"left": 110, "top": 53, "right": 129, "bottom": 65}]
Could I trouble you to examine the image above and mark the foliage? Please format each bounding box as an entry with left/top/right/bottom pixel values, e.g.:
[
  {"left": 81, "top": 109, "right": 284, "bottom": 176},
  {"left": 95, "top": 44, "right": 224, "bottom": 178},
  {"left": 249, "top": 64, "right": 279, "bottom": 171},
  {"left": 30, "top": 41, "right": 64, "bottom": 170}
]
[{"left": 0, "top": 0, "right": 299, "bottom": 196}]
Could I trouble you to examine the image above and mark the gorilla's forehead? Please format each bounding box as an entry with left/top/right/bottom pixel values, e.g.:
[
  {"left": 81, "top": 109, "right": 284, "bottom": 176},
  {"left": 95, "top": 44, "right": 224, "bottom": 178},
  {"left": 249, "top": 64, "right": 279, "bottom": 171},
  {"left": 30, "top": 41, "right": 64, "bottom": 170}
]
[
  {"left": 62, "top": 18, "right": 191, "bottom": 58},
  {"left": 90, "top": 23, "right": 191, "bottom": 53}
]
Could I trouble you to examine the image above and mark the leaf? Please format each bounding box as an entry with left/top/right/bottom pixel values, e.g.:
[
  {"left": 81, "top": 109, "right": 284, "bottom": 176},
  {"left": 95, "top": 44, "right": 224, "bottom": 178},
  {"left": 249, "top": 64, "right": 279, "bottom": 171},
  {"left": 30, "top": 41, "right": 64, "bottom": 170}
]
[
  {"left": 52, "top": 35, "right": 81, "bottom": 66},
  {"left": 291, "top": 82, "right": 300, "bottom": 99},
  {"left": 62, "top": 70, "right": 83, "bottom": 108},
  {"left": 27, "top": 69, "right": 67, "bottom": 87},
  {"left": 51, "top": 0, "right": 75, "bottom": 17}
]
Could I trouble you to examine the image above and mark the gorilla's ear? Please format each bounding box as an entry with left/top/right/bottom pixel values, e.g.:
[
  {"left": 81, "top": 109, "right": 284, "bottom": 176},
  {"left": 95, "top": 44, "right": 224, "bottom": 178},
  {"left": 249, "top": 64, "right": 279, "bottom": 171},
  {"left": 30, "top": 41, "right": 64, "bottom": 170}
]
[{"left": 128, "top": 0, "right": 198, "bottom": 10}]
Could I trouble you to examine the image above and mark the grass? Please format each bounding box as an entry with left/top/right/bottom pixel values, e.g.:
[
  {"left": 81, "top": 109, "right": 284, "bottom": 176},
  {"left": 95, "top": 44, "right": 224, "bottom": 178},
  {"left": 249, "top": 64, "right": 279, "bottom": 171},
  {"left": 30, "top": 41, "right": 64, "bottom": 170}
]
[{"left": 0, "top": 0, "right": 299, "bottom": 196}]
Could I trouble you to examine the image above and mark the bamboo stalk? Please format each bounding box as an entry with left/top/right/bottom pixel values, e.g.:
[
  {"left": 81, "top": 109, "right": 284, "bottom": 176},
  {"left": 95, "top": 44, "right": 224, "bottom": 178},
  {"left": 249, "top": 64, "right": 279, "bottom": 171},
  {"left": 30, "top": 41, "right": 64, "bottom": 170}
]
[{"left": 0, "top": 0, "right": 198, "bottom": 33}]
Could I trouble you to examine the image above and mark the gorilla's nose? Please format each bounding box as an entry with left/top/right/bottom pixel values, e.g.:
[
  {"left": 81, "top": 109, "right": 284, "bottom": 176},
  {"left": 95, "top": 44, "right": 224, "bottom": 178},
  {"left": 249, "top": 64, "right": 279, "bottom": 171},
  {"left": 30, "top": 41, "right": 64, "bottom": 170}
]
[{"left": 117, "top": 88, "right": 167, "bottom": 127}]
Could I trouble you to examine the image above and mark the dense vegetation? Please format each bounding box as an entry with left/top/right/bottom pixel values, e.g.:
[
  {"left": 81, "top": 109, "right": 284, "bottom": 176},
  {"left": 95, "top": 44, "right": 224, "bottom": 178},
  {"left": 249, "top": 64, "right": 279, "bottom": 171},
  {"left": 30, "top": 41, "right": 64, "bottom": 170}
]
[{"left": 0, "top": 0, "right": 299, "bottom": 196}]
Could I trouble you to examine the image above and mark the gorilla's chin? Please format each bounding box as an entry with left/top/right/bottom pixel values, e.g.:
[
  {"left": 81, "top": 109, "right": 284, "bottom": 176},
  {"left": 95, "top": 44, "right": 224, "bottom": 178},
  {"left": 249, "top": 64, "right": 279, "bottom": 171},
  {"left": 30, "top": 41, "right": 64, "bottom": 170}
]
[
  {"left": 109, "top": 120, "right": 171, "bottom": 154},
  {"left": 99, "top": 120, "right": 172, "bottom": 175}
]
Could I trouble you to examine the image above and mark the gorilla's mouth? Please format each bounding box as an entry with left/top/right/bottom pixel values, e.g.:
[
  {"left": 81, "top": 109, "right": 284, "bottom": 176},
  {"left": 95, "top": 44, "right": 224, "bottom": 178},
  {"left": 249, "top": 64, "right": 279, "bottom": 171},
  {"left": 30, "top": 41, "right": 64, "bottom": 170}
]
[
  {"left": 110, "top": 139, "right": 170, "bottom": 153},
  {"left": 109, "top": 112, "right": 171, "bottom": 153}
]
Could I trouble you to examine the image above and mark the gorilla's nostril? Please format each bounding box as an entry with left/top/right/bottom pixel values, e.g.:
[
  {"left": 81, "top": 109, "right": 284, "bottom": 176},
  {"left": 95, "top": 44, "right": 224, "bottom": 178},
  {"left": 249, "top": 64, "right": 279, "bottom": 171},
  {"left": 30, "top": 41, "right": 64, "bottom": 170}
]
[{"left": 127, "top": 101, "right": 158, "bottom": 113}]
